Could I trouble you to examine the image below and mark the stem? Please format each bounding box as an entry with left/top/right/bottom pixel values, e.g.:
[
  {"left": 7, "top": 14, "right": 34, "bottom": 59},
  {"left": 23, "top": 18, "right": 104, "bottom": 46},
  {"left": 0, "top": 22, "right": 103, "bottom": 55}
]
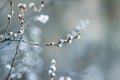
[
  {"left": 4, "top": 0, "right": 13, "bottom": 34},
  {"left": 5, "top": 36, "right": 22, "bottom": 80}
]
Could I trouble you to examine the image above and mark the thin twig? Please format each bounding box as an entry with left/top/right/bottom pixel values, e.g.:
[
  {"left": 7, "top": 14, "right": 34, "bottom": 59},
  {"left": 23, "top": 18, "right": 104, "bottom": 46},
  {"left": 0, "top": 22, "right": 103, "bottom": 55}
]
[
  {"left": 5, "top": 35, "right": 22, "bottom": 80},
  {"left": 4, "top": 0, "right": 13, "bottom": 35},
  {"left": 0, "top": 33, "right": 80, "bottom": 47}
]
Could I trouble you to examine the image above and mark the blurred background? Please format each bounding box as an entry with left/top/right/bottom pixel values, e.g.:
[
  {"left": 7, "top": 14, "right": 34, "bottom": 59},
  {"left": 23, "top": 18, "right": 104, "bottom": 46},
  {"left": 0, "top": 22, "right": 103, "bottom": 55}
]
[{"left": 0, "top": 0, "right": 120, "bottom": 80}]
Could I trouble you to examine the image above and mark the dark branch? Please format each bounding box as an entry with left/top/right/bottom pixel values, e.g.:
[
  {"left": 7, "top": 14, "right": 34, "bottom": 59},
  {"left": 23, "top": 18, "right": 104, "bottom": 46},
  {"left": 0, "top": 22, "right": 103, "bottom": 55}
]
[{"left": 5, "top": 35, "right": 22, "bottom": 80}]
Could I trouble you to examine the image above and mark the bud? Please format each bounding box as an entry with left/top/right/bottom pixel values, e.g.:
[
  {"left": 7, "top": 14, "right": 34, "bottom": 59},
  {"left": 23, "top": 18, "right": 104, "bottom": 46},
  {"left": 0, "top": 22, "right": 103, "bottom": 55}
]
[
  {"left": 51, "top": 73, "right": 56, "bottom": 77},
  {"left": 18, "top": 3, "right": 22, "bottom": 8},
  {"left": 50, "top": 42, "right": 55, "bottom": 46},
  {"left": 57, "top": 43, "right": 63, "bottom": 47},
  {"left": 8, "top": 15, "right": 11, "bottom": 20},
  {"left": 29, "top": 3, "right": 35, "bottom": 8},
  {"left": 21, "top": 20, "right": 24, "bottom": 24},
  {"left": 18, "top": 14, "right": 22, "bottom": 19},
  {"left": 41, "top": 0, "right": 44, "bottom": 7},
  {"left": 18, "top": 29, "right": 24, "bottom": 34},
  {"left": 13, "top": 33, "right": 17, "bottom": 37},
  {"left": 41, "top": 4, "right": 44, "bottom": 8},
  {"left": 48, "top": 70, "right": 52, "bottom": 75},
  {"left": 59, "top": 77, "right": 65, "bottom": 80},
  {"left": 22, "top": 4, "right": 26, "bottom": 9},
  {"left": 8, "top": 32, "right": 13, "bottom": 36},
  {"left": 11, "top": 11, "right": 14, "bottom": 15},
  {"left": 67, "top": 34, "right": 73, "bottom": 40},
  {"left": 68, "top": 40, "right": 72, "bottom": 44},
  {"left": 51, "top": 59, "right": 56, "bottom": 65},
  {"left": 50, "top": 65, "right": 56, "bottom": 71},
  {"left": 6, "top": 64, "right": 14, "bottom": 70},
  {"left": 18, "top": 3, "right": 27, "bottom": 11},
  {"left": 66, "top": 76, "right": 72, "bottom": 80},
  {"left": 76, "top": 34, "right": 80, "bottom": 39},
  {"left": 58, "top": 39, "right": 64, "bottom": 44}
]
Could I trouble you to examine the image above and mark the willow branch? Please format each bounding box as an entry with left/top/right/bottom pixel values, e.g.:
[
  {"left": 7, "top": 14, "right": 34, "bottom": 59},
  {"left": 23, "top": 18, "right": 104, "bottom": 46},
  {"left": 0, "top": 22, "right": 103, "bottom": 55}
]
[
  {"left": 5, "top": 35, "right": 22, "bottom": 80},
  {"left": 0, "top": 33, "right": 80, "bottom": 47},
  {"left": 4, "top": 0, "right": 13, "bottom": 34}
]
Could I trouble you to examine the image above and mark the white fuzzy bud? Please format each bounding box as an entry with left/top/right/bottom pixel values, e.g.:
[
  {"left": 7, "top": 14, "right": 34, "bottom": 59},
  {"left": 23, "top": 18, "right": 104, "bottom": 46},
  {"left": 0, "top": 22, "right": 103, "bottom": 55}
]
[
  {"left": 49, "top": 59, "right": 56, "bottom": 78},
  {"left": 13, "top": 33, "right": 17, "bottom": 37},
  {"left": 11, "top": 11, "right": 14, "bottom": 15},
  {"left": 8, "top": 15, "right": 11, "bottom": 19},
  {"left": 6, "top": 64, "right": 14, "bottom": 70},
  {"left": 48, "top": 70, "right": 52, "bottom": 75},
  {"left": 18, "top": 3, "right": 22, "bottom": 8},
  {"left": 8, "top": 32, "right": 13, "bottom": 36},
  {"left": 66, "top": 76, "right": 72, "bottom": 80},
  {"left": 41, "top": 4, "right": 44, "bottom": 7},
  {"left": 50, "top": 42, "right": 55, "bottom": 46},
  {"left": 41, "top": 0, "right": 44, "bottom": 8},
  {"left": 6, "top": 64, "right": 11, "bottom": 69},
  {"left": 76, "top": 34, "right": 80, "bottom": 39},
  {"left": 18, "top": 30, "right": 24, "bottom": 34},
  {"left": 51, "top": 73, "right": 56, "bottom": 77},
  {"left": 22, "top": 4, "right": 26, "bottom": 9},
  {"left": 68, "top": 34, "right": 74, "bottom": 39},
  {"left": 59, "top": 77, "right": 65, "bottom": 80},
  {"left": 50, "top": 65, "right": 56, "bottom": 71},
  {"left": 18, "top": 14, "right": 22, "bottom": 19},
  {"left": 18, "top": 3, "right": 26, "bottom": 9},
  {"left": 60, "top": 39, "right": 64, "bottom": 43},
  {"left": 57, "top": 43, "right": 63, "bottom": 47},
  {"left": 21, "top": 20, "right": 24, "bottom": 24},
  {"left": 68, "top": 40, "right": 72, "bottom": 44},
  {"left": 69, "top": 35, "right": 73, "bottom": 40},
  {"left": 51, "top": 59, "right": 56, "bottom": 65},
  {"left": 58, "top": 39, "right": 64, "bottom": 44},
  {"left": 29, "top": 3, "right": 35, "bottom": 8}
]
